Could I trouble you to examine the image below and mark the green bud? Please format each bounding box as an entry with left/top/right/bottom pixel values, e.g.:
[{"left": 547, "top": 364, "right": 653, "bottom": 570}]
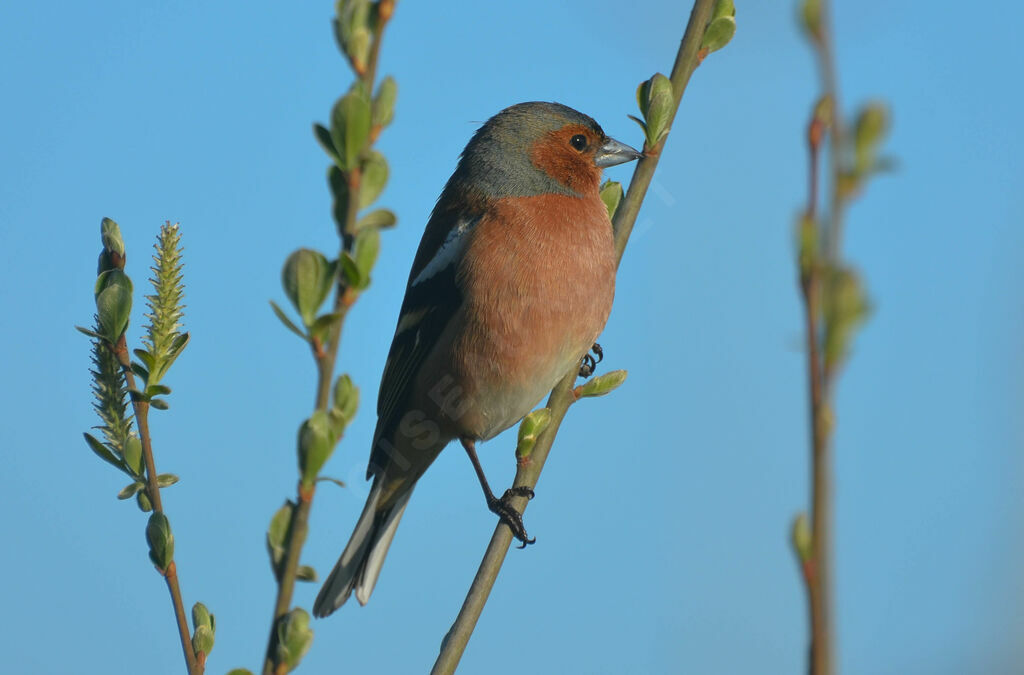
[
  {"left": 136, "top": 489, "right": 153, "bottom": 512},
  {"left": 800, "top": 0, "right": 823, "bottom": 42},
  {"left": 295, "top": 565, "right": 318, "bottom": 582},
  {"left": 191, "top": 602, "right": 215, "bottom": 656},
  {"left": 281, "top": 249, "right": 335, "bottom": 328},
  {"left": 372, "top": 76, "right": 397, "bottom": 130},
  {"left": 226, "top": 670, "right": 255, "bottom": 675},
  {"left": 157, "top": 473, "right": 179, "bottom": 488},
  {"left": 575, "top": 369, "right": 628, "bottom": 398},
  {"left": 332, "top": 374, "right": 360, "bottom": 424},
  {"left": 330, "top": 83, "right": 372, "bottom": 171},
  {"left": 146, "top": 512, "right": 174, "bottom": 571},
  {"left": 359, "top": 151, "right": 389, "bottom": 209},
  {"left": 516, "top": 408, "right": 552, "bottom": 460},
  {"left": 854, "top": 102, "right": 889, "bottom": 175},
  {"left": 101, "top": 217, "right": 126, "bottom": 258},
  {"left": 267, "top": 501, "right": 295, "bottom": 575},
  {"left": 701, "top": 0, "right": 736, "bottom": 55},
  {"left": 298, "top": 411, "right": 337, "bottom": 487},
  {"left": 791, "top": 512, "right": 812, "bottom": 561},
  {"left": 275, "top": 608, "right": 314, "bottom": 672},
  {"left": 822, "top": 265, "right": 871, "bottom": 372},
  {"left": 94, "top": 270, "right": 133, "bottom": 344},
  {"left": 796, "top": 214, "right": 818, "bottom": 278},
  {"left": 599, "top": 180, "right": 623, "bottom": 221},
  {"left": 635, "top": 73, "right": 674, "bottom": 148}
]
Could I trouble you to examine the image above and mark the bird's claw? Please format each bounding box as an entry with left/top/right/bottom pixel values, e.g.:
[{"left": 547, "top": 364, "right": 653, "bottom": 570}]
[
  {"left": 488, "top": 487, "right": 536, "bottom": 548},
  {"left": 578, "top": 343, "right": 604, "bottom": 378}
]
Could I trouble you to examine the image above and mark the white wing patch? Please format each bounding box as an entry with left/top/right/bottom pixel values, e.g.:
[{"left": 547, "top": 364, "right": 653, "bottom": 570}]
[{"left": 411, "top": 218, "right": 476, "bottom": 287}]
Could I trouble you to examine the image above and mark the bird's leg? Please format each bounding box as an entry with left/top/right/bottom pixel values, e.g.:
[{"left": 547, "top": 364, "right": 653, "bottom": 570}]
[
  {"left": 578, "top": 342, "right": 604, "bottom": 378},
  {"left": 461, "top": 437, "right": 536, "bottom": 547}
]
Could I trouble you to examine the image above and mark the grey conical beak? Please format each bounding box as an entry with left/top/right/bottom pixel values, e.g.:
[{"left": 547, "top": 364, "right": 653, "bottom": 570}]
[{"left": 594, "top": 137, "right": 643, "bottom": 168}]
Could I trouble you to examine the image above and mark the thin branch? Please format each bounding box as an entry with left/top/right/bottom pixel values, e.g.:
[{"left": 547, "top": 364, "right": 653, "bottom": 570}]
[
  {"left": 261, "top": 8, "right": 392, "bottom": 675},
  {"left": 113, "top": 334, "right": 200, "bottom": 675},
  {"left": 798, "top": 2, "right": 846, "bottom": 673},
  {"left": 430, "top": 2, "right": 718, "bottom": 672}
]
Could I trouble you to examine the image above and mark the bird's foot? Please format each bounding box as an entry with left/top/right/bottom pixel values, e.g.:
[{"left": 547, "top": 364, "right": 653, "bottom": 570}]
[
  {"left": 578, "top": 343, "right": 604, "bottom": 378},
  {"left": 487, "top": 486, "right": 536, "bottom": 548}
]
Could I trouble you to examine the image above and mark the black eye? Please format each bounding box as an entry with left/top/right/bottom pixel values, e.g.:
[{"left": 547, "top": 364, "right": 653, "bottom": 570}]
[{"left": 569, "top": 134, "right": 587, "bottom": 151}]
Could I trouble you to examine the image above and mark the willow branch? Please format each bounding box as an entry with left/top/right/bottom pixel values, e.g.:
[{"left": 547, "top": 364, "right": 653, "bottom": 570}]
[
  {"left": 113, "top": 335, "right": 200, "bottom": 675},
  {"left": 261, "top": 8, "right": 392, "bottom": 675},
  {"left": 430, "top": 3, "right": 718, "bottom": 672}
]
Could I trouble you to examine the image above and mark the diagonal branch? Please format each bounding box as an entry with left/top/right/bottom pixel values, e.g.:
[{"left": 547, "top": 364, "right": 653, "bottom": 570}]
[{"left": 430, "top": 2, "right": 719, "bottom": 672}]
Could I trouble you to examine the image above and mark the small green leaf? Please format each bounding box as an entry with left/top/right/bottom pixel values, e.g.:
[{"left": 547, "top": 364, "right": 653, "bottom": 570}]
[
  {"left": 313, "top": 123, "right": 340, "bottom": 164},
  {"left": 84, "top": 432, "right": 127, "bottom": 472},
  {"left": 353, "top": 227, "right": 380, "bottom": 283},
  {"left": 146, "top": 512, "right": 174, "bottom": 570},
  {"left": 599, "top": 180, "right": 623, "bottom": 221},
  {"left": 95, "top": 270, "right": 133, "bottom": 343},
  {"left": 75, "top": 325, "right": 105, "bottom": 340},
  {"left": 298, "top": 411, "right": 338, "bottom": 487},
  {"left": 355, "top": 208, "right": 397, "bottom": 232},
  {"left": 149, "top": 398, "right": 169, "bottom": 410},
  {"left": 269, "top": 301, "right": 309, "bottom": 341},
  {"left": 117, "top": 481, "right": 145, "bottom": 500},
  {"left": 282, "top": 249, "right": 335, "bottom": 327},
  {"left": 328, "top": 165, "right": 351, "bottom": 235},
  {"left": 295, "top": 565, "right": 318, "bottom": 582},
  {"left": 358, "top": 151, "right": 389, "bottom": 209},
  {"left": 576, "top": 369, "right": 628, "bottom": 398},
  {"left": 275, "top": 608, "right": 314, "bottom": 671},
  {"left": 315, "top": 476, "right": 347, "bottom": 489},
  {"left": 146, "top": 384, "right": 172, "bottom": 397},
  {"left": 330, "top": 84, "right": 372, "bottom": 171},
  {"left": 157, "top": 473, "right": 179, "bottom": 488},
  {"left": 372, "top": 76, "right": 397, "bottom": 129},
  {"left": 124, "top": 435, "right": 144, "bottom": 477},
  {"left": 339, "top": 252, "right": 365, "bottom": 289},
  {"left": 226, "top": 670, "right": 255, "bottom": 675}
]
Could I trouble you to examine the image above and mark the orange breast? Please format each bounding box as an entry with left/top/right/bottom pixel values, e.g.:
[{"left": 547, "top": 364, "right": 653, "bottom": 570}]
[{"left": 448, "top": 191, "right": 617, "bottom": 439}]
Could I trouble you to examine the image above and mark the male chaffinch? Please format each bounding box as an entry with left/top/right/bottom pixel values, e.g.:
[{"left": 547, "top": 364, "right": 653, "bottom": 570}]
[{"left": 313, "top": 101, "right": 640, "bottom": 616}]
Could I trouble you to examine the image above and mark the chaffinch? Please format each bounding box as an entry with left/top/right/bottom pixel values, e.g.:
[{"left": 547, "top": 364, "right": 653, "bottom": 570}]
[{"left": 313, "top": 101, "right": 641, "bottom": 616}]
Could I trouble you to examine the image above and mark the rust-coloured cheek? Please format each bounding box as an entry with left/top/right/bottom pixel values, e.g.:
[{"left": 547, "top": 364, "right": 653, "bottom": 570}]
[{"left": 528, "top": 126, "right": 602, "bottom": 194}]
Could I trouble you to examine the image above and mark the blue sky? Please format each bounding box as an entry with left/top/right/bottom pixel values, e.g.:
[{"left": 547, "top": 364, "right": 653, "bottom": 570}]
[{"left": 2, "top": 1, "right": 1022, "bottom": 673}]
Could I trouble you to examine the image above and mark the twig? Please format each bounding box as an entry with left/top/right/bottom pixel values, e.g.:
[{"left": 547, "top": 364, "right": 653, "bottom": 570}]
[
  {"left": 430, "top": 2, "right": 718, "bottom": 672},
  {"left": 113, "top": 334, "right": 201, "bottom": 675},
  {"left": 261, "top": 8, "right": 392, "bottom": 675},
  {"left": 798, "top": 2, "right": 845, "bottom": 673}
]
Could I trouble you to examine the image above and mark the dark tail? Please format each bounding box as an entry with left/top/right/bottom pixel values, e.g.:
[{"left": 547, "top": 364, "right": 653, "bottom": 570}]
[{"left": 312, "top": 479, "right": 413, "bottom": 616}]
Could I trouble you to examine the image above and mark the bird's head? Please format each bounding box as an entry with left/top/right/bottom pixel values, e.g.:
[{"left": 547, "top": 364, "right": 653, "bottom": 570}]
[{"left": 452, "top": 102, "right": 642, "bottom": 200}]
